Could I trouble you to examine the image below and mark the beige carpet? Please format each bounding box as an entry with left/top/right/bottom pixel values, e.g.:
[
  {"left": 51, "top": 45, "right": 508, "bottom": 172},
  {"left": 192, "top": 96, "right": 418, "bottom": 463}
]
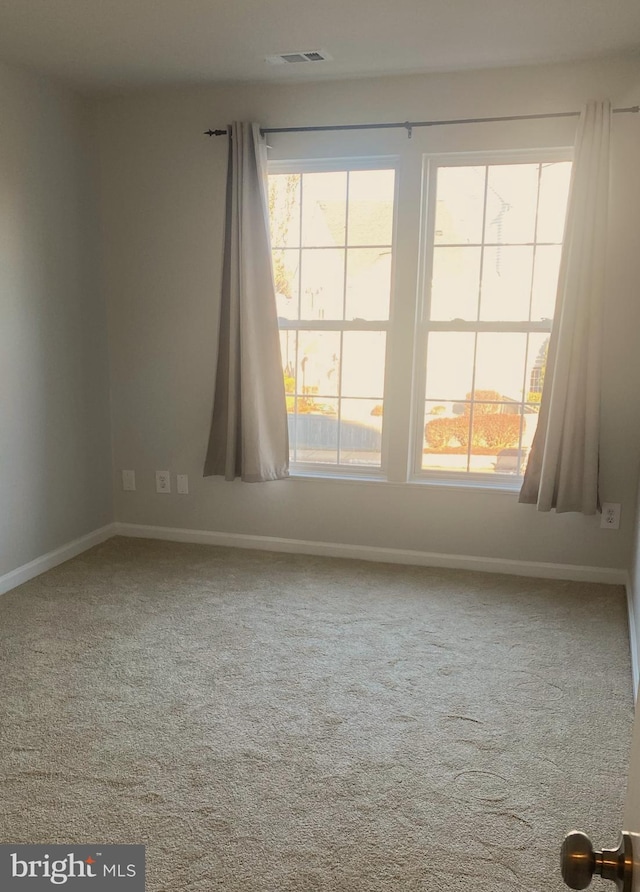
[{"left": 0, "top": 536, "right": 634, "bottom": 891}]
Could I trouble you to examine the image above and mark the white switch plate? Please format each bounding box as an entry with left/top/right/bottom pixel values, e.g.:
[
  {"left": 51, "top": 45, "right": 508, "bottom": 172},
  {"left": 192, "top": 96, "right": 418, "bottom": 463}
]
[
  {"left": 177, "top": 474, "right": 189, "bottom": 494},
  {"left": 155, "top": 470, "right": 171, "bottom": 493},
  {"left": 600, "top": 502, "right": 621, "bottom": 529},
  {"left": 122, "top": 470, "right": 136, "bottom": 491}
]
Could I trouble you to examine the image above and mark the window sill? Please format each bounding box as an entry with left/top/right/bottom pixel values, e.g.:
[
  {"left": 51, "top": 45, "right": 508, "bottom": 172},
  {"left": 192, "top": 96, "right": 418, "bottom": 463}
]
[
  {"left": 288, "top": 467, "right": 386, "bottom": 484},
  {"left": 287, "top": 468, "right": 522, "bottom": 494},
  {"left": 409, "top": 474, "right": 522, "bottom": 495}
]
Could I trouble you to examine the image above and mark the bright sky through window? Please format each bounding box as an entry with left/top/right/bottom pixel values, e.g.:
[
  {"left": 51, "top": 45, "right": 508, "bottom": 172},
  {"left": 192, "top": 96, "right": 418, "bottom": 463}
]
[
  {"left": 268, "top": 152, "right": 571, "bottom": 484},
  {"left": 269, "top": 166, "right": 395, "bottom": 469},
  {"left": 420, "top": 159, "right": 571, "bottom": 477}
]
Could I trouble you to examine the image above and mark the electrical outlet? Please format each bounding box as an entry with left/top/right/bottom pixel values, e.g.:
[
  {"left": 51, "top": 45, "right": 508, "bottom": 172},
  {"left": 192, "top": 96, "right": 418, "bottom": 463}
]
[
  {"left": 122, "top": 470, "right": 136, "bottom": 491},
  {"left": 177, "top": 474, "right": 189, "bottom": 494},
  {"left": 155, "top": 470, "right": 171, "bottom": 493},
  {"left": 600, "top": 502, "right": 621, "bottom": 530}
]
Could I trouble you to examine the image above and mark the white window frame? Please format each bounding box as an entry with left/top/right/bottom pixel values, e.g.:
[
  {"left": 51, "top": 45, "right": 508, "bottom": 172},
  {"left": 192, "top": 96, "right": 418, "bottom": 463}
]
[
  {"left": 411, "top": 147, "right": 573, "bottom": 489},
  {"left": 268, "top": 156, "right": 400, "bottom": 480}
]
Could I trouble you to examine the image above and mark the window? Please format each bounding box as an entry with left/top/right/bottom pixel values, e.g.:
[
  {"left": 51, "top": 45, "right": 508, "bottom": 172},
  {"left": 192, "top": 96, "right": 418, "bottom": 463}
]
[
  {"left": 268, "top": 149, "right": 571, "bottom": 487},
  {"left": 268, "top": 161, "right": 396, "bottom": 473},
  {"left": 415, "top": 153, "right": 572, "bottom": 482}
]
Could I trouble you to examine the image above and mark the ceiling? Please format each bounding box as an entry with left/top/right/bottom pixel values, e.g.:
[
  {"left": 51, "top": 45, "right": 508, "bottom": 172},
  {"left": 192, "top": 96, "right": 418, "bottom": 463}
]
[{"left": 0, "top": 0, "right": 639, "bottom": 92}]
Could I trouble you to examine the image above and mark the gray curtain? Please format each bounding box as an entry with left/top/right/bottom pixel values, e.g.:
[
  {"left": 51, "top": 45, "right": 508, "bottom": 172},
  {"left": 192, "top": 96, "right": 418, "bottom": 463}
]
[
  {"left": 204, "top": 122, "right": 289, "bottom": 482},
  {"left": 519, "top": 100, "right": 611, "bottom": 513}
]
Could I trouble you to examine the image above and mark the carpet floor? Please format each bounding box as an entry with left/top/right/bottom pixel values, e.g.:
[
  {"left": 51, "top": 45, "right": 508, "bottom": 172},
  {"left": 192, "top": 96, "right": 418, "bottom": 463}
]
[{"left": 0, "top": 536, "right": 634, "bottom": 891}]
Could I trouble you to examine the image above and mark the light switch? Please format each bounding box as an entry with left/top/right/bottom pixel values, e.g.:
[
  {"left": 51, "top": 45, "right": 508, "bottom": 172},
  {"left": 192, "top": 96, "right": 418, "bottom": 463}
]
[{"left": 122, "top": 470, "right": 136, "bottom": 491}]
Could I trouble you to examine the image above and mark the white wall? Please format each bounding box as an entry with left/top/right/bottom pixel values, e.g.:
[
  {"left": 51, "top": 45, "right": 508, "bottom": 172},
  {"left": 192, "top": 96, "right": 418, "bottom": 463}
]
[
  {"left": 628, "top": 476, "right": 640, "bottom": 692},
  {"left": 92, "top": 53, "right": 640, "bottom": 572},
  {"left": 0, "top": 61, "right": 113, "bottom": 577}
]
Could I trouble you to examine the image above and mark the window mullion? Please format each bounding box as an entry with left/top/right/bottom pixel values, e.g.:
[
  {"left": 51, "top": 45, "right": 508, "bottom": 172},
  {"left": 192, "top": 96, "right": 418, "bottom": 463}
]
[
  {"left": 465, "top": 166, "right": 489, "bottom": 473},
  {"left": 384, "top": 151, "right": 424, "bottom": 483},
  {"left": 293, "top": 332, "right": 299, "bottom": 464},
  {"left": 335, "top": 173, "right": 350, "bottom": 466},
  {"left": 294, "top": 176, "right": 303, "bottom": 465}
]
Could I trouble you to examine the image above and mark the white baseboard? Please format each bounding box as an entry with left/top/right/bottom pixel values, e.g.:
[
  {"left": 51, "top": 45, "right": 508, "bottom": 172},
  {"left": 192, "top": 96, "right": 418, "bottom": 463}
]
[
  {"left": 0, "top": 523, "right": 117, "bottom": 597},
  {"left": 113, "top": 522, "right": 627, "bottom": 585},
  {"left": 1, "top": 519, "right": 627, "bottom": 594},
  {"left": 626, "top": 572, "right": 640, "bottom": 701}
]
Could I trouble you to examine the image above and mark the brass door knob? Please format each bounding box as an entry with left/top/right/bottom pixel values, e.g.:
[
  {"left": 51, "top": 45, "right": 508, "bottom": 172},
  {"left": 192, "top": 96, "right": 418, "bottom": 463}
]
[{"left": 561, "top": 831, "right": 633, "bottom": 892}]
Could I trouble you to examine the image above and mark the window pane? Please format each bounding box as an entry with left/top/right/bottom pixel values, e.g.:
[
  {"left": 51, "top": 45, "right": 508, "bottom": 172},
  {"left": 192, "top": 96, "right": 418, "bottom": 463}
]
[
  {"left": 270, "top": 164, "right": 397, "bottom": 473},
  {"left": 525, "top": 333, "right": 551, "bottom": 407},
  {"left": 339, "top": 399, "right": 383, "bottom": 466},
  {"left": 273, "top": 249, "right": 300, "bottom": 319},
  {"left": 522, "top": 406, "right": 541, "bottom": 454},
  {"left": 423, "top": 401, "right": 470, "bottom": 472},
  {"left": 531, "top": 245, "right": 561, "bottom": 321},
  {"left": 485, "top": 164, "right": 538, "bottom": 244},
  {"left": 347, "top": 169, "right": 395, "bottom": 246},
  {"left": 480, "top": 246, "right": 533, "bottom": 321},
  {"left": 425, "top": 332, "right": 475, "bottom": 401},
  {"left": 300, "top": 248, "right": 345, "bottom": 319},
  {"left": 297, "top": 331, "right": 341, "bottom": 399},
  {"left": 280, "top": 330, "right": 297, "bottom": 409},
  {"left": 537, "top": 162, "right": 572, "bottom": 243},
  {"left": 418, "top": 156, "right": 570, "bottom": 482},
  {"left": 458, "top": 404, "right": 538, "bottom": 476},
  {"left": 345, "top": 248, "right": 392, "bottom": 320},
  {"left": 434, "top": 166, "right": 485, "bottom": 245},
  {"left": 342, "top": 332, "right": 386, "bottom": 398},
  {"left": 493, "top": 445, "right": 530, "bottom": 475},
  {"left": 289, "top": 400, "right": 338, "bottom": 465},
  {"left": 269, "top": 173, "right": 301, "bottom": 248},
  {"left": 469, "top": 403, "right": 523, "bottom": 474},
  {"left": 430, "top": 246, "right": 481, "bottom": 321},
  {"left": 301, "top": 172, "right": 347, "bottom": 247},
  {"left": 474, "top": 333, "right": 527, "bottom": 401}
]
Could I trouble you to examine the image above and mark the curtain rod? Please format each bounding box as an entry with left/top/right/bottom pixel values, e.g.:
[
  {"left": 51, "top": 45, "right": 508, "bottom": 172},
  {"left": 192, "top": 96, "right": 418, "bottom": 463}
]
[{"left": 204, "top": 106, "right": 639, "bottom": 139}]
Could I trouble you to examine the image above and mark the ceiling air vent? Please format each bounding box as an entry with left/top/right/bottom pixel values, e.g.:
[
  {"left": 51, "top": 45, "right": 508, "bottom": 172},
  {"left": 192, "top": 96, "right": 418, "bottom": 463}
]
[{"left": 265, "top": 50, "right": 333, "bottom": 65}]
